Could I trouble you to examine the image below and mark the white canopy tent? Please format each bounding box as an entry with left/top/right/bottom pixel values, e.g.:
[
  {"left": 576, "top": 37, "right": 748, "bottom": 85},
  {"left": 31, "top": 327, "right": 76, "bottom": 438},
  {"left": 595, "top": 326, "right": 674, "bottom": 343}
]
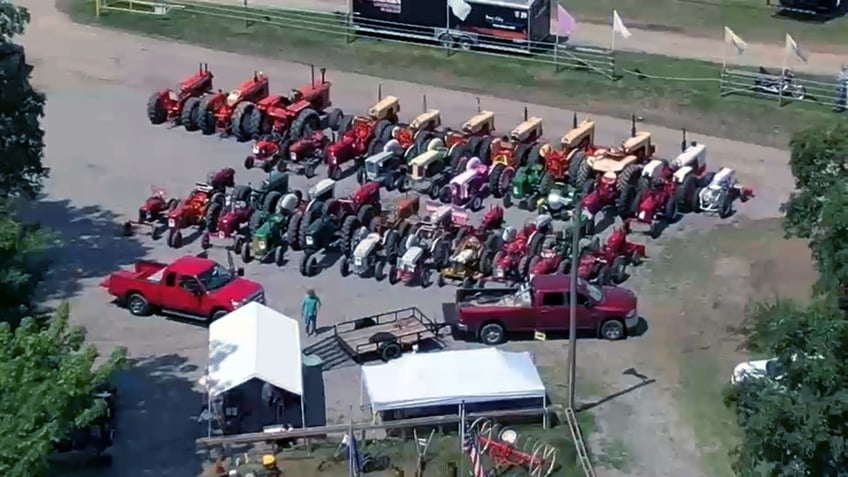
[
  {"left": 206, "top": 302, "right": 304, "bottom": 426},
  {"left": 360, "top": 348, "right": 546, "bottom": 417}
]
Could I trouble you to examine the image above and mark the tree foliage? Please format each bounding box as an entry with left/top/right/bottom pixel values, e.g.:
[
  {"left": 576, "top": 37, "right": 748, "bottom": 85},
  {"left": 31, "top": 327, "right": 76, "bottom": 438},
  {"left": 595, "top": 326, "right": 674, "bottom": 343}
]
[
  {"left": 0, "top": 203, "right": 49, "bottom": 324},
  {"left": 1, "top": 0, "right": 48, "bottom": 200},
  {"left": 0, "top": 303, "right": 125, "bottom": 475},
  {"left": 726, "top": 300, "right": 848, "bottom": 477},
  {"left": 782, "top": 122, "right": 848, "bottom": 295}
]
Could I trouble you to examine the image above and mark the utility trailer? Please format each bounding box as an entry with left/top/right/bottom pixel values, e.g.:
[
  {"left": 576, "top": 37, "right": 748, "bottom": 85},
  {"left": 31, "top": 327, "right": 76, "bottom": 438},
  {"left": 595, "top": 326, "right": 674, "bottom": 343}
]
[
  {"left": 350, "top": 0, "right": 553, "bottom": 54},
  {"left": 766, "top": 0, "right": 843, "bottom": 16},
  {"left": 302, "top": 307, "right": 450, "bottom": 368}
]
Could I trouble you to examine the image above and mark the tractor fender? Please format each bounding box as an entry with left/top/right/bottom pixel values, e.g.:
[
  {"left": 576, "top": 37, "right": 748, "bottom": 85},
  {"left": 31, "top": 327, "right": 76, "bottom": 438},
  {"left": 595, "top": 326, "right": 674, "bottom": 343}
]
[
  {"left": 672, "top": 166, "right": 693, "bottom": 183},
  {"left": 383, "top": 139, "right": 404, "bottom": 155}
]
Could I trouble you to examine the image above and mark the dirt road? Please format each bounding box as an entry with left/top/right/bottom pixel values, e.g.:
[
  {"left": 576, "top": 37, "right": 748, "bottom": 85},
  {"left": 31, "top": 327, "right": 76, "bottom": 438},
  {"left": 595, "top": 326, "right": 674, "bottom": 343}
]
[{"left": 21, "top": 1, "right": 794, "bottom": 476}]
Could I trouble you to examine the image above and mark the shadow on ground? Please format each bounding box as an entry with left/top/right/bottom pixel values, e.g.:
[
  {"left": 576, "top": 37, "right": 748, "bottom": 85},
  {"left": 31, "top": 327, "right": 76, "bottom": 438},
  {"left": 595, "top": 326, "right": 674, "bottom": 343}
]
[
  {"left": 62, "top": 354, "right": 204, "bottom": 477},
  {"left": 24, "top": 199, "right": 149, "bottom": 300}
]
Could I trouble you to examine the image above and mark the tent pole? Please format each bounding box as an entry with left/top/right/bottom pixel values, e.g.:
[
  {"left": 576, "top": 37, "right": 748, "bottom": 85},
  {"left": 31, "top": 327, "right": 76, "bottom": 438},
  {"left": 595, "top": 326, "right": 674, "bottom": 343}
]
[{"left": 458, "top": 402, "right": 465, "bottom": 477}]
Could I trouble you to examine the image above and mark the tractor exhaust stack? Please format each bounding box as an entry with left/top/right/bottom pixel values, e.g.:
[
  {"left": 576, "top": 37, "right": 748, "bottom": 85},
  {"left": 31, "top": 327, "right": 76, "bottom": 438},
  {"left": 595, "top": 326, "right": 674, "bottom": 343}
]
[
  {"left": 572, "top": 112, "right": 578, "bottom": 128},
  {"left": 253, "top": 71, "right": 258, "bottom": 81},
  {"left": 475, "top": 97, "right": 481, "bottom": 113},
  {"left": 378, "top": 84, "right": 383, "bottom": 101},
  {"left": 310, "top": 64, "right": 315, "bottom": 86},
  {"left": 630, "top": 114, "right": 636, "bottom": 137},
  {"left": 523, "top": 107, "right": 528, "bottom": 121},
  {"left": 320, "top": 68, "right": 327, "bottom": 84},
  {"left": 681, "top": 129, "right": 687, "bottom": 152},
  {"left": 423, "top": 94, "right": 428, "bottom": 112}
]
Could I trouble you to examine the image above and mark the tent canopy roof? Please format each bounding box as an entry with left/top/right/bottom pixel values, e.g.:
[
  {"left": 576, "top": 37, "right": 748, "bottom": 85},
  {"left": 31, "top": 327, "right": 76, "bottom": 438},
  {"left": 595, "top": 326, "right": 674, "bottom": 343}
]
[
  {"left": 207, "top": 302, "right": 303, "bottom": 397},
  {"left": 361, "top": 348, "right": 546, "bottom": 412}
]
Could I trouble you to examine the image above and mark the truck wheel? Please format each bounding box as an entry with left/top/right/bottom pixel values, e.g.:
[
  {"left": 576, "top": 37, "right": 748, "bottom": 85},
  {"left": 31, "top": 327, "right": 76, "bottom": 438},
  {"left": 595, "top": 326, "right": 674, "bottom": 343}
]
[
  {"left": 211, "top": 309, "right": 229, "bottom": 322},
  {"left": 380, "top": 341, "right": 403, "bottom": 361},
  {"left": 126, "top": 293, "right": 151, "bottom": 316},
  {"left": 599, "top": 319, "right": 626, "bottom": 340},
  {"left": 479, "top": 322, "right": 506, "bottom": 346}
]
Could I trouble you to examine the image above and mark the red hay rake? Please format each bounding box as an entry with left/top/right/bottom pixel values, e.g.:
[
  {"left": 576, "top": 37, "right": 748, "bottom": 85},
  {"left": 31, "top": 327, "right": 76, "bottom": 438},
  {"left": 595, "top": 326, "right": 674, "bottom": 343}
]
[{"left": 469, "top": 418, "right": 558, "bottom": 477}]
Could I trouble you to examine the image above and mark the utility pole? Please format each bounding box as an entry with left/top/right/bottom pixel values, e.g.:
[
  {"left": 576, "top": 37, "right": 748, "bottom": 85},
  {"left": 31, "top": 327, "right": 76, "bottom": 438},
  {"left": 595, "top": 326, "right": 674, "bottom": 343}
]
[{"left": 567, "top": 199, "right": 581, "bottom": 409}]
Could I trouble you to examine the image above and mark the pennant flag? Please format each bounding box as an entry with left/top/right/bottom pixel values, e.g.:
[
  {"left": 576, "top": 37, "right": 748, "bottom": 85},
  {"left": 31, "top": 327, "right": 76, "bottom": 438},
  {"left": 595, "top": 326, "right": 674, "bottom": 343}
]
[
  {"left": 551, "top": 4, "right": 577, "bottom": 38},
  {"left": 785, "top": 33, "right": 808, "bottom": 63},
  {"left": 463, "top": 419, "right": 487, "bottom": 477},
  {"left": 724, "top": 26, "right": 747, "bottom": 54},
  {"left": 448, "top": 0, "right": 472, "bottom": 21},
  {"left": 612, "top": 10, "right": 632, "bottom": 39}
]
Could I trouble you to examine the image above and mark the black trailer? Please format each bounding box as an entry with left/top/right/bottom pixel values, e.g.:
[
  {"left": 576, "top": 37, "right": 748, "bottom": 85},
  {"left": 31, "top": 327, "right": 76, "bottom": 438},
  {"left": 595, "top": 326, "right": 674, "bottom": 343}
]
[
  {"left": 302, "top": 307, "right": 451, "bottom": 369},
  {"left": 767, "top": 0, "right": 843, "bottom": 16},
  {"left": 350, "top": 0, "right": 552, "bottom": 53}
]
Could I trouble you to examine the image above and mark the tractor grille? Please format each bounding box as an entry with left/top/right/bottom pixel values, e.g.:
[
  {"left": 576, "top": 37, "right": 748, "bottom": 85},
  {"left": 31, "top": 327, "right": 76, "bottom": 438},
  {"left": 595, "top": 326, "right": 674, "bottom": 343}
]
[{"left": 248, "top": 290, "right": 266, "bottom": 305}]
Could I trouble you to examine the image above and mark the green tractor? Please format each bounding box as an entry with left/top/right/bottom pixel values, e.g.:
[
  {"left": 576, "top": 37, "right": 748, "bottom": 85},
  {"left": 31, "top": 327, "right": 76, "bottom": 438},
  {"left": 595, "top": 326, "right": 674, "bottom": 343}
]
[
  {"left": 242, "top": 213, "right": 288, "bottom": 266},
  {"left": 535, "top": 185, "right": 580, "bottom": 220},
  {"left": 505, "top": 164, "right": 545, "bottom": 210}
]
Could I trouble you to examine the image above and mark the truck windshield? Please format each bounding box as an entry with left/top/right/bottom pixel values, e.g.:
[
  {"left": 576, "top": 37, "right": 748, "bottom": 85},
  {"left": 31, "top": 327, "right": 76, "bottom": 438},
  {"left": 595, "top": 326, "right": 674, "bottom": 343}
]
[
  {"left": 579, "top": 278, "right": 604, "bottom": 302},
  {"left": 197, "top": 264, "right": 234, "bottom": 291}
]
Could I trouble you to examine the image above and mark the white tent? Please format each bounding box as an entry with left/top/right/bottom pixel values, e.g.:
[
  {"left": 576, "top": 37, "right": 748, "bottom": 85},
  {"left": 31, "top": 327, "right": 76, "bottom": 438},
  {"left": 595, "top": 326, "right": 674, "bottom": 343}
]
[
  {"left": 361, "top": 348, "right": 546, "bottom": 414},
  {"left": 206, "top": 302, "right": 303, "bottom": 398}
]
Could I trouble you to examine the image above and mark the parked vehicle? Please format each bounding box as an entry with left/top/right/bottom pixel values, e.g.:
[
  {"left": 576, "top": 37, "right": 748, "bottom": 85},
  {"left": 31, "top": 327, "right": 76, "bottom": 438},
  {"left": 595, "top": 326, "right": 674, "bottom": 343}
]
[
  {"left": 439, "top": 156, "right": 490, "bottom": 210},
  {"left": 122, "top": 186, "right": 179, "bottom": 239},
  {"left": 324, "top": 96, "right": 401, "bottom": 180},
  {"left": 165, "top": 168, "right": 236, "bottom": 248},
  {"left": 340, "top": 227, "right": 400, "bottom": 280},
  {"left": 694, "top": 167, "right": 754, "bottom": 218},
  {"left": 100, "top": 252, "right": 264, "bottom": 323},
  {"left": 146, "top": 64, "right": 214, "bottom": 127},
  {"left": 445, "top": 274, "right": 640, "bottom": 344},
  {"left": 196, "top": 72, "right": 270, "bottom": 138},
  {"left": 753, "top": 67, "right": 806, "bottom": 100}
]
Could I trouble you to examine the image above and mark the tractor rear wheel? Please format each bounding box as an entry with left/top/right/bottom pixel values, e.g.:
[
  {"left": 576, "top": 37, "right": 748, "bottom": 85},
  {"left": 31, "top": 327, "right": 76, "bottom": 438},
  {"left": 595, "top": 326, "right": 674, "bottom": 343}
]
[
  {"left": 515, "top": 144, "right": 531, "bottom": 168},
  {"left": 357, "top": 204, "right": 376, "bottom": 228},
  {"left": 326, "top": 108, "right": 343, "bottom": 131},
  {"left": 286, "top": 211, "right": 303, "bottom": 250},
  {"left": 231, "top": 102, "right": 253, "bottom": 142},
  {"left": 197, "top": 97, "right": 216, "bottom": 135},
  {"left": 338, "top": 115, "right": 354, "bottom": 135},
  {"left": 246, "top": 108, "right": 263, "bottom": 138},
  {"left": 233, "top": 185, "right": 252, "bottom": 203},
  {"left": 372, "top": 120, "right": 392, "bottom": 142},
  {"left": 612, "top": 256, "right": 627, "bottom": 283},
  {"left": 292, "top": 108, "right": 320, "bottom": 139},
  {"left": 527, "top": 143, "right": 544, "bottom": 167},
  {"left": 263, "top": 191, "right": 283, "bottom": 213},
  {"left": 449, "top": 145, "right": 468, "bottom": 174},
  {"left": 181, "top": 97, "right": 201, "bottom": 131},
  {"left": 340, "top": 215, "right": 361, "bottom": 255},
  {"left": 146, "top": 92, "right": 167, "bottom": 125},
  {"left": 569, "top": 152, "right": 589, "bottom": 187},
  {"left": 488, "top": 164, "right": 505, "bottom": 198},
  {"left": 274, "top": 245, "right": 286, "bottom": 267},
  {"left": 616, "top": 164, "right": 640, "bottom": 193},
  {"left": 205, "top": 203, "right": 222, "bottom": 233},
  {"left": 477, "top": 137, "right": 495, "bottom": 164},
  {"left": 539, "top": 172, "right": 555, "bottom": 195},
  {"left": 676, "top": 175, "right": 697, "bottom": 213}
]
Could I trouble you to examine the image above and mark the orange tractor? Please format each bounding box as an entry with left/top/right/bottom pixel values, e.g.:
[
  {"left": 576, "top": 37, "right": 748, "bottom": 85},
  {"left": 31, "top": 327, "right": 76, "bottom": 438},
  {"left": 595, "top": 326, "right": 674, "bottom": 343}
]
[
  {"left": 442, "top": 108, "right": 499, "bottom": 172},
  {"left": 147, "top": 63, "right": 214, "bottom": 127},
  {"left": 537, "top": 114, "right": 597, "bottom": 194},
  {"left": 488, "top": 109, "right": 546, "bottom": 198},
  {"left": 384, "top": 97, "right": 443, "bottom": 161},
  {"left": 230, "top": 66, "right": 341, "bottom": 142},
  {"left": 196, "top": 72, "right": 270, "bottom": 138}
]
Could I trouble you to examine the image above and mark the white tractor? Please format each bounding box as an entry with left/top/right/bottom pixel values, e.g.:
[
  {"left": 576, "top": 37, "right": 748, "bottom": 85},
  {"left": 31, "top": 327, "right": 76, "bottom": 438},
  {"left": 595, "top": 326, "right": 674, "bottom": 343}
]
[
  {"left": 696, "top": 167, "right": 754, "bottom": 218},
  {"left": 339, "top": 226, "right": 400, "bottom": 280}
]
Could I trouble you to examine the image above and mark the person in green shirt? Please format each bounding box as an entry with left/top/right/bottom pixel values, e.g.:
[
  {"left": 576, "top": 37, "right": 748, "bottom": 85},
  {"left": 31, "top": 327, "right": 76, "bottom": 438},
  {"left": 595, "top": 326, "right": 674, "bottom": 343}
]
[{"left": 301, "top": 289, "right": 321, "bottom": 336}]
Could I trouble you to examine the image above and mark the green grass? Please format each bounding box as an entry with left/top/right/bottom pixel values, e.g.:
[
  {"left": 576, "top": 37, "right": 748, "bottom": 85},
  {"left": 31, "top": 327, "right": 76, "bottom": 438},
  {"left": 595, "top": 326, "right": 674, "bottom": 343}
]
[
  {"left": 61, "top": 0, "right": 847, "bottom": 147},
  {"left": 563, "top": 0, "right": 848, "bottom": 48}
]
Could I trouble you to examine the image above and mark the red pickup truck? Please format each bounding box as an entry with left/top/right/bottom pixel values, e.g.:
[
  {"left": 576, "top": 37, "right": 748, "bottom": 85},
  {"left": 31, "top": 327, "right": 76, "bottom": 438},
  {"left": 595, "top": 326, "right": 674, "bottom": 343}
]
[
  {"left": 101, "top": 254, "right": 265, "bottom": 322},
  {"left": 445, "top": 274, "right": 639, "bottom": 345}
]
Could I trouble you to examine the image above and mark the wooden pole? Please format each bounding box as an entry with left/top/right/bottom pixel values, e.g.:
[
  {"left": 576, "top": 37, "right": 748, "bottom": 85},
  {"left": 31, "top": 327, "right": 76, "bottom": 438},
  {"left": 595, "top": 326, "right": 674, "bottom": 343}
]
[{"left": 567, "top": 202, "right": 581, "bottom": 409}]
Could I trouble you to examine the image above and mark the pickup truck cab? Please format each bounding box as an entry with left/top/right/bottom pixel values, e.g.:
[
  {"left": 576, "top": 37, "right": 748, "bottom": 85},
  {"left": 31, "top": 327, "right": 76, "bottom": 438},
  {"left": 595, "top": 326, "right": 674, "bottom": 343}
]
[
  {"left": 446, "top": 274, "right": 639, "bottom": 345},
  {"left": 101, "top": 255, "right": 265, "bottom": 322}
]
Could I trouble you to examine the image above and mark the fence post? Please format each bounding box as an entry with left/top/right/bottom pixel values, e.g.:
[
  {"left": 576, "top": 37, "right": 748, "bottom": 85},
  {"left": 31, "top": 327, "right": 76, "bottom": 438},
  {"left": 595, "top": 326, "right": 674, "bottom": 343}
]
[
  {"left": 553, "top": 41, "right": 560, "bottom": 73},
  {"left": 609, "top": 50, "right": 616, "bottom": 80},
  {"left": 95, "top": 0, "right": 100, "bottom": 16}
]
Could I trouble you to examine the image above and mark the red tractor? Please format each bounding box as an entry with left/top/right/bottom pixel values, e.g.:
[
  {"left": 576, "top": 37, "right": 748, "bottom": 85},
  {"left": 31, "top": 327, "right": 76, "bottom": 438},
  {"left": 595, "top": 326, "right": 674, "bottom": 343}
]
[
  {"left": 244, "top": 131, "right": 330, "bottom": 177},
  {"left": 122, "top": 187, "right": 179, "bottom": 239},
  {"left": 232, "top": 67, "right": 342, "bottom": 142},
  {"left": 578, "top": 222, "right": 646, "bottom": 283},
  {"left": 387, "top": 98, "right": 443, "bottom": 160},
  {"left": 452, "top": 203, "right": 506, "bottom": 249},
  {"left": 488, "top": 110, "right": 545, "bottom": 198},
  {"left": 490, "top": 215, "right": 553, "bottom": 284},
  {"left": 200, "top": 185, "right": 259, "bottom": 252},
  {"left": 324, "top": 96, "right": 401, "bottom": 180},
  {"left": 165, "top": 168, "right": 235, "bottom": 248},
  {"left": 442, "top": 109, "right": 498, "bottom": 171},
  {"left": 146, "top": 64, "right": 214, "bottom": 127},
  {"left": 196, "top": 72, "right": 270, "bottom": 138},
  {"left": 629, "top": 141, "right": 708, "bottom": 237},
  {"left": 538, "top": 115, "right": 597, "bottom": 194}
]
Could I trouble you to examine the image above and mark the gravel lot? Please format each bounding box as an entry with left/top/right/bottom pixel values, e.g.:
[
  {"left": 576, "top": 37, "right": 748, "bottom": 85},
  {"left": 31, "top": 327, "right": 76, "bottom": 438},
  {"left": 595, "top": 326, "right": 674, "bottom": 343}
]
[{"left": 24, "top": 1, "right": 794, "bottom": 476}]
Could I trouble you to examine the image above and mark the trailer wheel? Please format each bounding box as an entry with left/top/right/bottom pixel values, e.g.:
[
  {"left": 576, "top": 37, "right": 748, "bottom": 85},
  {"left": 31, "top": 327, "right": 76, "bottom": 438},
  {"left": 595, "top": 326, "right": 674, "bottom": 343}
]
[
  {"left": 457, "top": 36, "right": 473, "bottom": 50},
  {"left": 126, "top": 293, "right": 151, "bottom": 316},
  {"left": 379, "top": 341, "right": 403, "bottom": 361}
]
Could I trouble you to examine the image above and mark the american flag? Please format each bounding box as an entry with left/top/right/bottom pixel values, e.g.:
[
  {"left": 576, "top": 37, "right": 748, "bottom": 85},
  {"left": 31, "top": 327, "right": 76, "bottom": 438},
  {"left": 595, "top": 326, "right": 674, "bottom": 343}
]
[{"left": 463, "top": 419, "right": 487, "bottom": 477}]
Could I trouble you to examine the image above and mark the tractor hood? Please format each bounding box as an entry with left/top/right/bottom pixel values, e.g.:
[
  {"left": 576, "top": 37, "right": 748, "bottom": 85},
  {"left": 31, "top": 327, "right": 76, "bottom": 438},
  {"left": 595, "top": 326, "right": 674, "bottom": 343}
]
[
  {"left": 217, "top": 210, "right": 243, "bottom": 235},
  {"left": 634, "top": 190, "right": 663, "bottom": 223}
]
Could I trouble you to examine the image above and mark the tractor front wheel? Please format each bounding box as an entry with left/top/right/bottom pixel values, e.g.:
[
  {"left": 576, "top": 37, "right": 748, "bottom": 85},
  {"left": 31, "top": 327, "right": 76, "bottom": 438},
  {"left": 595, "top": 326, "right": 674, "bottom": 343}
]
[
  {"left": 274, "top": 245, "right": 286, "bottom": 267},
  {"left": 146, "top": 92, "right": 167, "bottom": 125}
]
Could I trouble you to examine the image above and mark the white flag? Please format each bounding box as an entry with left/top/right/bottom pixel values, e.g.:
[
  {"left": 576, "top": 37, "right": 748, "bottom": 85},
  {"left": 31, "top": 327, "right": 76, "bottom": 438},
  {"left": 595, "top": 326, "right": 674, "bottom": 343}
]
[
  {"left": 612, "top": 10, "right": 632, "bottom": 39},
  {"left": 785, "top": 33, "right": 808, "bottom": 63},
  {"left": 448, "top": 0, "right": 472, "bottom": 21},
  {"left": 724, "top": 26, "right": 747, "bottom": 54}
]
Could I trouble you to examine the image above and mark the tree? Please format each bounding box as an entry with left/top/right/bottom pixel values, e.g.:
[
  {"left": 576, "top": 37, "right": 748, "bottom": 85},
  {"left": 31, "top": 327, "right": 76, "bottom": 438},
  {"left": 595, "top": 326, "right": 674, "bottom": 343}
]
[
  {"left": 725, "top": 299, "right": 848, "bottom": 477},
  {"left": 0, "top": 203, "right": 49, "bottom": 324},
  {"left": 0, "top": 0, "right": 48, "bottom": 200},
  {"left": 0, "top": 303, "right": 126, "bottom": 475},
  {"left": 781, "top": 123, "right": 848, "bottom": 295}
]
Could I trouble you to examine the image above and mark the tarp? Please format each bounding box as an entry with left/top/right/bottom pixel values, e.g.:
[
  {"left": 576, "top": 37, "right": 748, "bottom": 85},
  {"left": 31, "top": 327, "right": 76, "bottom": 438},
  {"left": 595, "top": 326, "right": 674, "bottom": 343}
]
[
  {"left": 207, "top": 302, "right": 303, "bottom": 398},
  {"left": 361, "top": 348, "right": 546, "bottom": 412}
]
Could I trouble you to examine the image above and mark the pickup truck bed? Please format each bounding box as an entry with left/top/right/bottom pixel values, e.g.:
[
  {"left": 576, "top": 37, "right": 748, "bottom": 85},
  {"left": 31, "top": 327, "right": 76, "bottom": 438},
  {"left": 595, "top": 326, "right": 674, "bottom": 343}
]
[
  {"left": 303, "top": 307, "right": 449, "bottom": 370},
  {"left": 101, "top": 261, "right": 166, "bottom": 287}
]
